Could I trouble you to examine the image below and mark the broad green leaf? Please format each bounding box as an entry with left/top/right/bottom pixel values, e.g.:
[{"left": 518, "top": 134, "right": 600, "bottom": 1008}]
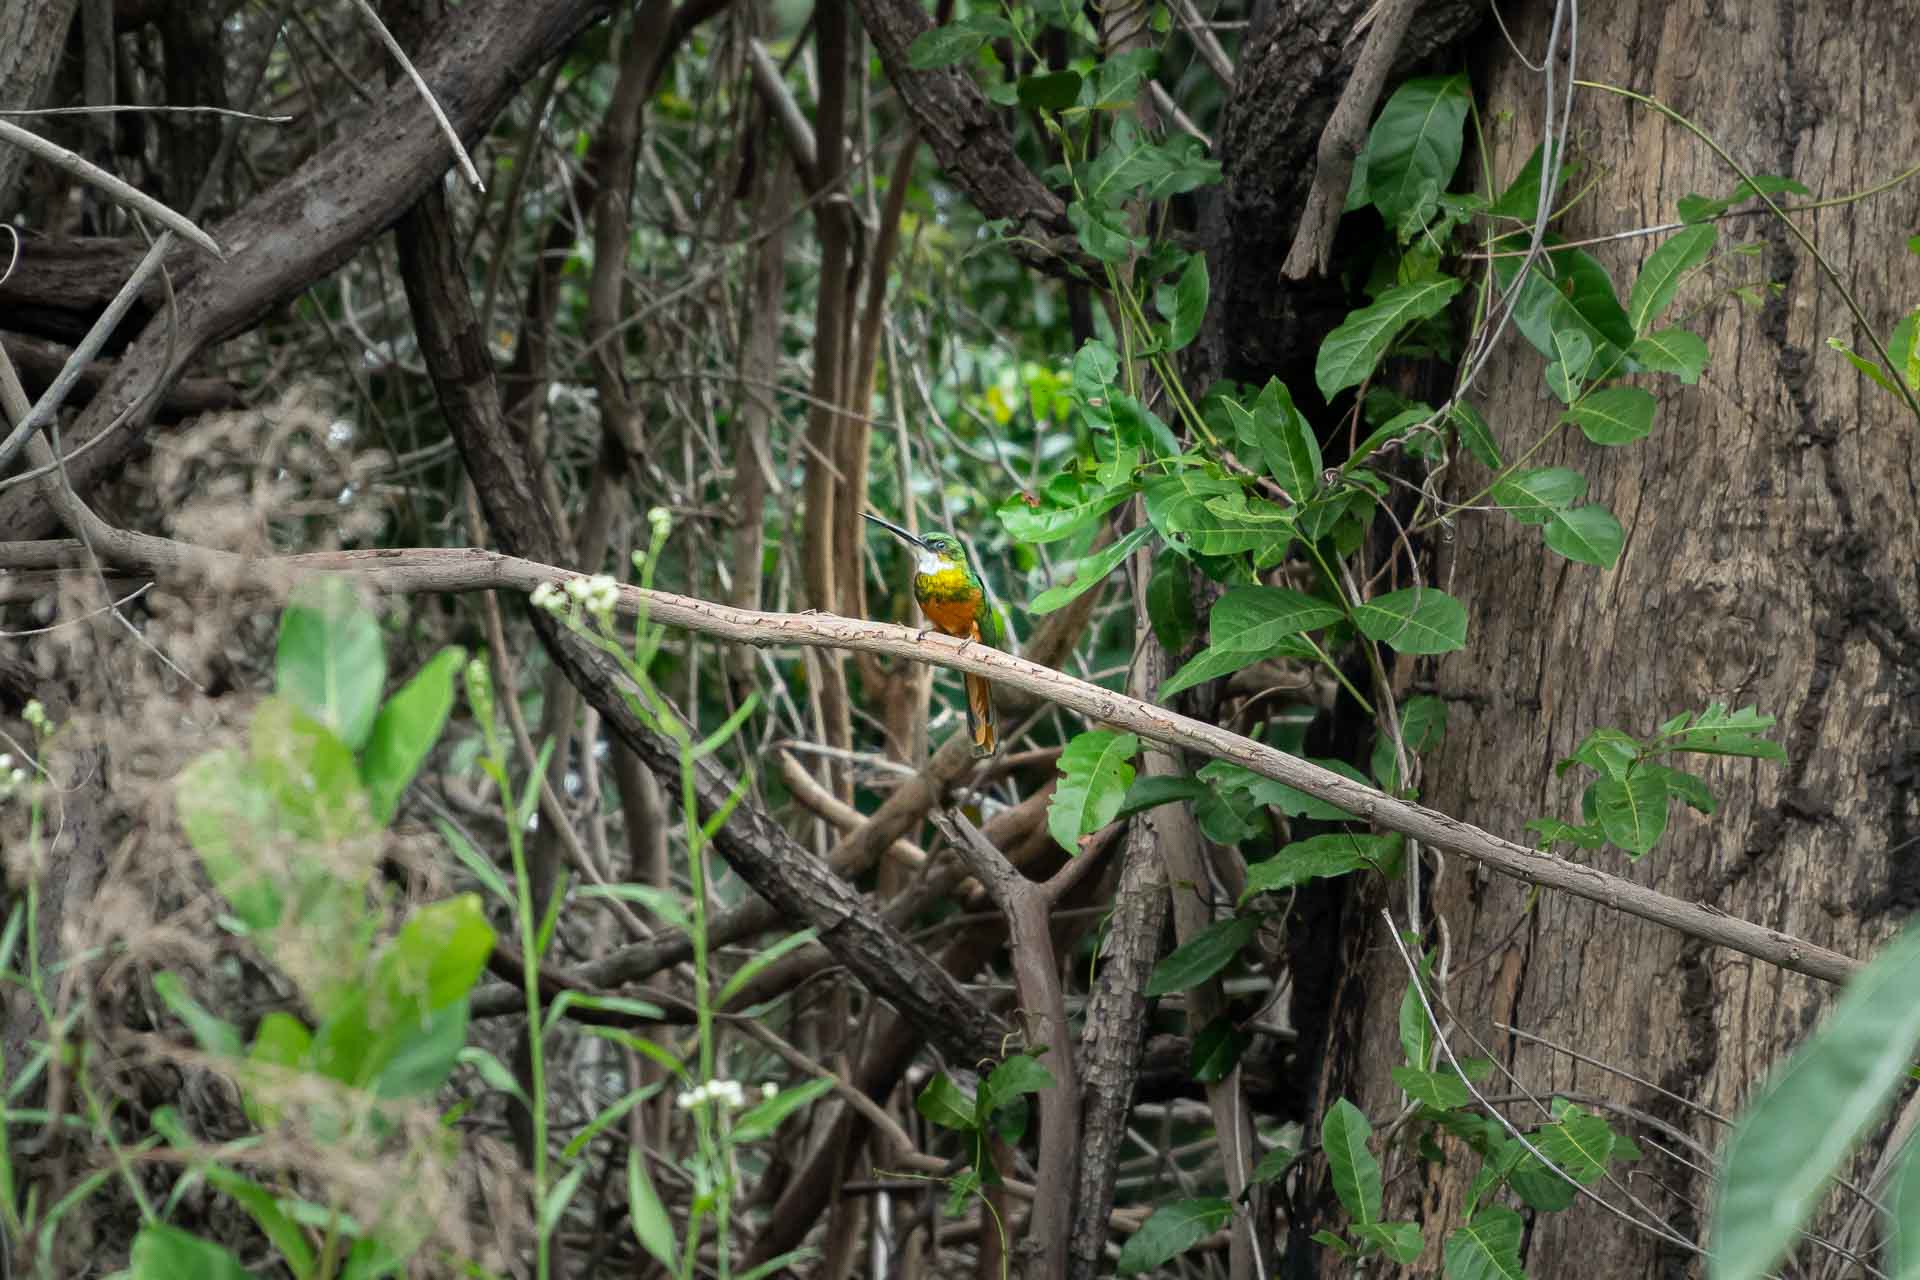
[
  {"left": 1323, "top": 1098, "right": 1382, "bottom": 1225},
  {"left": 906, "top": 13, "right": 1012, "bottom": 69},
  {"left": 627, "top": 1144, "right": 678, "bottom": 1269},
  {"left": 1450, "top": 401, "right": 1503, "bottom": 468},
  {"left": 1492, "top": 466, "right": 1587, "bottom": 524},
  {"left": 1048, "top": 730, "right": 1140, "bottom": 852},
  {"left": 1487, "top": 142, "right": 1553, "bottom": 220},
  {"left": 1190, "top": 1015, "right": 1250, "bottom": 1083},
  {"left": 277, "top": 577, "right": 385, "bottom": 752},
  {"left": 1353, "top": 586, "right": 1468, "bottom": 655},
  {"left": 1145, "top": 914, "right": 1260, "bottom": 997},
  {"left": 1316, "top": 278, "right": 1464, "bottom": 399},
  {"left": 1220, "top": 757, "right": 1368, "bottom": 821},
  {"left": 1115, "top": 775, "right": 1209, "bottom": 824},
  {"left": 1491, "top": 239, "right": 1634, "bottom": 373},
  {"left": 361, "top": 646, "right": 466, "bottom": 826},
  {"left": 1354, "top": 1221, "right": 1424, "bottom": 1264},
  {"left": 1828, "top": 336, "right": 1902, "bottom": 395},
  {"left": 1072, "top": 339, "right": 1120, "bottom": 412},
  {"left": 1544, "top": 505, "right": 1626, "bottom": 568},
  {"left": 1242, "top": 833, "right": 1399, "bottom": 901},
  {"left": 1548, "top": 329, "right": 1595, "bottom": 403},
  {"left": 1642, "top": 764, "right": 1716, "bottom": 814},
  {"left": 1656, "top": 703, "right": 1787, "bottom": 761},
  {"left": 734, "top": 1077, "right": 836, "bottom": 1142},
  {"left": 1345, "top": 405, "right": 1434, "bottom": 473},
  {"left": 1392, "top": 1066, "right": 1469, "bottom": 1110},
  {"left": 1562, "top": 727, "right": 1640, "bottom": 780},
  {"left": 998, "top": 478, "right": 1132, "bottom": 544},
  {"left": 1016, "top": 70, "right": 1081, "bottom": 111},
  {"left": 1081, "top": 118, "right": 1220, "bottom": 206},
  {"left": 915, "top": 1073, "right": 977, "bottom": 1132},
  {"left": 982, "top": 1054, "right": 1056, "bottom": 1118},
  {"left": 176, "top": 750, "right": 282, "bottom": 932},
  {"left": 541, "top": 1164, "right": 586, "bottom": 1236},
  {"left": 1223, "top": 378, "right": 1321, "bottom": 498},
  {"left": 1362, "top": 74, "right": 1472, "bottom": 227},
  {"left": 370, "top": 1000, "right": 470, "bottom": 1098},
  {"left": 1159, "top": 636, "right": 1314, "bottom": 699},
  {"left": 129, "top": 1224, "right": 252, "bottom": 1280},
  {"left": 1116, "top": 1199, "right": 1232, "bottom": 1275},
  {"left": 1710, "top": 922, "right": 1920, "bottom": 1280},
  {"left": 1145, "top": 552, "right": 1198, "bottom": 654},
  {"left": 1076, "top": 48, "right": 1160, "bottom": 113},
  {"left": 1252, "top": 1144, "right": 1300, "bottom": 1184},
  {"left": 1445, "top": 1208, "right": 1525, "bottom": 1280},
  {"left": 1193, "top": 778, "right": 1267, "bottom": 844},
  {"left": 1535, "top": 1100, "right": 1615, "bottom": 1183},
  {"left": 249, "top": 696, "right": 375, "bottom": 845},
  {"left": 1371, "top": 694, "right": 1448, "bottom": 791},
  {"left": 1590, "top": 772, "right": 1669, "bottom": 856},
  {"left": 1526, "top": 817, "right": 1606, "bottom": 851},
  {"left": 1210, "top": 586, "right": 1345, "bottom": 651},
  {"left": 1564, "top": 387, "right": 1656, "bottom": 445},
  {"left": 1631, "top": 328, "right": 1710, "bottom": 383},
  {"left": 1030, "top": 526, "right": 1154, "bottom": 614},
  {"left": 1628, "top": 225, "right": 1717, "bottom": 336},
  {"left": 372, "top": 894, "right": 495, "bottom": 1019},
  {"left": 1166, "top": 251, "right": 1209, "bottom": 351},
  {"left": 1889, "top": 1131, "right": 1920, "bottom": 1279},
  {"left": 1399, "top": 967, "right": 1434, "bottom": 1069}
]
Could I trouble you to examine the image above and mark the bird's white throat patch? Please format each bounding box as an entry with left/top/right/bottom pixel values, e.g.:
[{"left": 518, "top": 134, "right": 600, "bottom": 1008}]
[{"left": 915, "top": 546, "right": 948, "bottom": 575}]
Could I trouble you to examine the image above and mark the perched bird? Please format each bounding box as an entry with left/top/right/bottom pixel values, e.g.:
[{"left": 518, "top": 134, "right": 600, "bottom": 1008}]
[{"left": 862, "top": 512, "right": 998, "bottom": 757}]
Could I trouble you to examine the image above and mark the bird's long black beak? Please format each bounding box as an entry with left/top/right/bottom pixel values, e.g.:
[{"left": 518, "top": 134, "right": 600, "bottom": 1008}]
[{"left": 862, "top": 511, "right": 926, "bottom": 550}]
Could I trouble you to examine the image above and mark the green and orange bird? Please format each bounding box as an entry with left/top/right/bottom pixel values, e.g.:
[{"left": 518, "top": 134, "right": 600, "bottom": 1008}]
[{"left": 862, "top": 512, "right": 998, "bottom": 757}]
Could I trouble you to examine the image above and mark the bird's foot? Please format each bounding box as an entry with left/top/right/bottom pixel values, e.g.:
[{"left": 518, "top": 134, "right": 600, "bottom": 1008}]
[{"left": 913, "top": 626, "right": 935, "bottom": 643}]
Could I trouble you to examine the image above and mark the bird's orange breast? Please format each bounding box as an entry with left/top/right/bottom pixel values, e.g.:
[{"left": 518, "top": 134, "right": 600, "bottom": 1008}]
[{"left": 917, "top": 592, "right": 982, "bottom": 639}]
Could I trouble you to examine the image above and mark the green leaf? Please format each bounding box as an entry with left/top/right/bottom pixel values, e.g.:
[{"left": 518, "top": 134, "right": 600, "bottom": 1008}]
[
  {"left": 627, "top": 1144, "right": 678, "bottom": 1269},
  {"left": 1220, "top": 756, "right": 1367, "bottom": 821},
  {"left": 1362, "top": 74, "right": 1472, "bottom": 227},
  {"left": 1450, "top": 401, "right": 1503, "bottom": 468},
  {"left": 999, "top": 477, "right": 1132, "bottom": 544},
  {"left": 1116, "top": 1199, "right": 1232, "bottom": 1275},
  {"left": 1145, "top": 914, "right": 1260, "bottom": 997},
  {"left": 1016, "top": 70, "right": 1081, "bottom": 111},
  {"left": 1209, "top": 585, "right": 1345, "bottom": 651},
  {"left": 1445, "top": 1208, "right": 1526, "bottom": 1280},
  {"left": 249, "top": 696, "right": 375, "bottom": 845},
  {"left": 541, "top": 1163, "right": 586, "bottom": 1235},
  {"left": 1563, "top": 387, "right": 1656, "bottom": 445},
  {"left": 1159, "top": 637, "right": 1312, "bottom": 699},
  {"left": 1115, "top": 775, "right": 1208, "bottom": 822},
  {"left": 1888, "top": 1131, "right": 1920, "bottom": 1279},
  {"left": 1399, "top": 968, "right": 1434, "bottom": 1070},
  {"left": 1355, "top": 1221, "right": 1423, "bottom": 1263},
  {"left": 1590, "top": 772, "right": 1670, "bottom": 856},
  {"left": 906, "top": 13, "right": 1011, "bottom": 69},
  {"left": 1323, "top": 1098, "right": 1382, "bottom": 1225},
  {"left": 1676, "top": 173, "right": 1810, "bottom": 223},
  {"left": 1492, "top": 466, "right": 1586, "bottom": 524},
  {"left": 1316, "top": 279, "right": 1464, "bottom": 399},
  {"left": 1628, "top": 225, "right": 1717, "bottom": 336},
  {"left": 1656, "top": 703, "right": 1787, "bottom": 761},
  {"left": 1371, "top": 694, "right": 1448, "bottom": 791},
  {"left": 1828, "top": 336, "right": 1903, "bottom": 395},
  {"left": 277, "top": 577, "right": 385, "bottom": 752},
  {"left": 370, "top": 1000, "right": 471, "bottom": 1097},
  {"left": 915, "top": 1073, "right": 977, "bottom": 1132},
  {"left": 361, "top": 646, "right": 465, "bottom": 826},
  {"left": 1145, "top": 553, "right": 1199, "bottom": 654},
  {"left": 1491, "top": 239, "right": 1634, "bottom": 373},
  {"left": 733, "top": 1077, "right": 836, "bottom": 1143},
  {"left": 1548, "top": 329, "right": 1594, "bottom": 403},
  {"left": 1190, "top": 1015, "right": 1250, "bottom": 1084},
  {"left": 152, "top": 972, "right": 241, "bottom": 1056},
  {"left": 1488, "top": 142, "right": 1552, "bottom": 220},
  {"left": 1047, "top": 730, "right": 1140, "bottom": 852},
  {"left": 1562, "top": 727, "right": 1640, "bottom": 780},
  {"left": 1710, "top": 922, "right": 1920, "bottom": 1280},
  {"left": 1392, "top": 1066, "right": 1469, "bottom": 1110},
  {"left": 372, "top": 894, "right": 495, "bottom": 1018},
  {"left": 129, "top": 1224, "right": 252, "bottom": 1280},
  {"left": 1544, "top": 505, "right": 1625, "bottom": 568},
  {"left": 1251, "top": 1144, "right": 1300, "bottom": 1185},
  {"left": 1535, "top": 1100, "right": 1615, "bottom": 1183},
  {"left": 1242, "top": 834, "right": 1400, "bottom": 900},
  {"left": 1030, "top": 527, "right": 1154, "bottom": 614},
  {"left": 1630, "top": 328, "right": 1710, "bottom": 383},
  {"left": 1353, "top": 586, "right": 1468, "bottom": 655},
  {"left": 1526, "top": 817, "right": 1606, "bottom": 851},
  {"left": 1166, "top": 251, "right": 1209, "bottom": 351},
  {"left": 716, "top": 927, "right": 819, "bottom": 1010},
  {"left": 982, "top": 1054, "right": 1056, "bottom": 1120},
  {"left": 176, "top": 751, "right": 282, "bottom": 933}
]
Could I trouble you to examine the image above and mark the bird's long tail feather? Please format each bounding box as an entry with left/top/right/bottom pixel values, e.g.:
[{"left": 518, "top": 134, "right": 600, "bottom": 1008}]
[{"left": 964, "top": 672, "right": 997, "bottom": 757}]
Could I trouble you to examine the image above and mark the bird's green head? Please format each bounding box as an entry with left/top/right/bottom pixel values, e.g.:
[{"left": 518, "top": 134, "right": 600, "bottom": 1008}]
[{"left": 919, "top": 531, "right": 965, "bottom": 564}]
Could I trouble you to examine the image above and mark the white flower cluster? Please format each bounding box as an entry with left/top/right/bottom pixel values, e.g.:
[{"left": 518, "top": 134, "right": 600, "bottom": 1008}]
[
  {"left": 675, "top": 1079, "right": 780, "bottom": 1111},
  {"left": 647, "top": 506, "right": 673, "bottom": 538},
  {"left": 22, "top": 700, "right": 52, "bottom": 735},
  {"left": 0, "top": 753, "right": 25, "bottom": 799},
  {"left": 529, "top": 575, "right": 620, "bottom": 621}
]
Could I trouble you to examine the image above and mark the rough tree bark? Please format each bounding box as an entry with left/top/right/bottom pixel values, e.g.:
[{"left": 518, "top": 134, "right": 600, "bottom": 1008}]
[
  {"left": 0, "top": 0, "right": 82, "bottom": 216},
  {"left": 1320, "top": 4, "right": 1920, "bottom": 1275}
]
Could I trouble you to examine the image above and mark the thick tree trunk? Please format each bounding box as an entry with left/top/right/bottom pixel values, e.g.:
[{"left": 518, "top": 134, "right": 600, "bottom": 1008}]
[{"left": 1320, "top": 3, "right": 1920, "bottom": 1275}]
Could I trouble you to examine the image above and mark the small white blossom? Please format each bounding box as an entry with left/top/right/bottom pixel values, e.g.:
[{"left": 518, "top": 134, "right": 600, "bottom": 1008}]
[
  {"left": 0, "top": 754, "right": 11, "bottom": 770},
  {"left": 762, "top": 1083, "right": 778, "bottom": 1100},
  {"left": 647, "top": 506, "right": 672, "bottom": 536},
  {"left": 22, "top": 701, "right": 51, "bottom": 734}
]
